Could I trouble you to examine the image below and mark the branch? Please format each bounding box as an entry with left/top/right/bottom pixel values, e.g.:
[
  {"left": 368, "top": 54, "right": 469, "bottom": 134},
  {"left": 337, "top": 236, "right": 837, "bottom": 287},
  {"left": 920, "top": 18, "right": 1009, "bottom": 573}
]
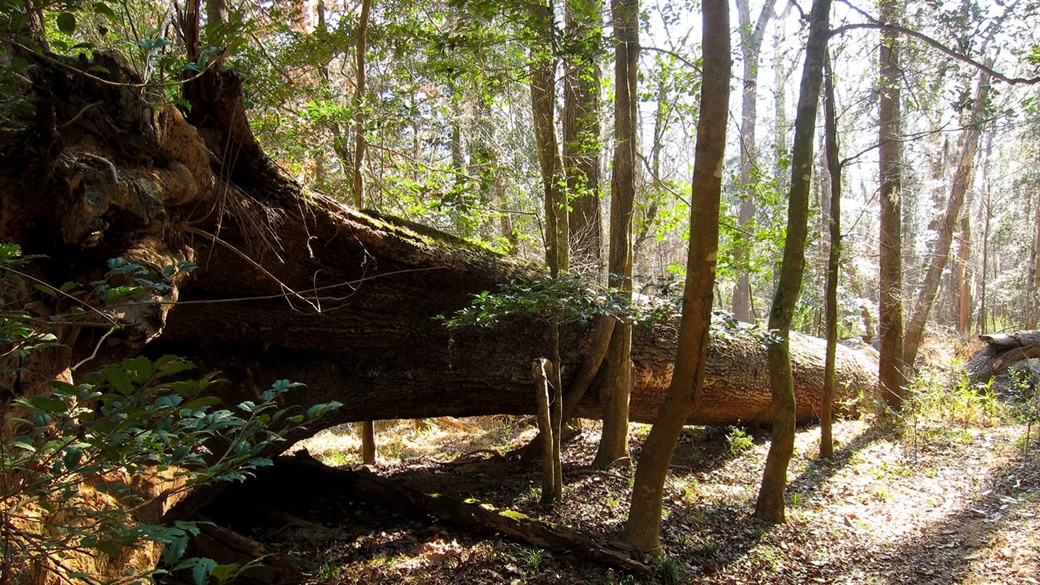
[
  {"left": 640, "top": 45, "right": 701, "bottom": 74},
  {"left": 829, "top": 23, "right": 1040, "bottom": 85}
]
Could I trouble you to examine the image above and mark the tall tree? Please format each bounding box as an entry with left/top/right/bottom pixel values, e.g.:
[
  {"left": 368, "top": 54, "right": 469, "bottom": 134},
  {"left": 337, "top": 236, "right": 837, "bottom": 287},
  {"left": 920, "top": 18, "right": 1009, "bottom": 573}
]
[
  {"left": 527, "top": 0, "right": 568, "bottom": 501},
  {"left": 529, "top": 0, "right": 569, "bottom": 277},
  {"left": 622, "top": 0, "right": 730, "bottom": 551},
  {"left": 563, "top": 0, "right": 604, "bottom": 277},
  {"left": 877, "top": 0, "right": 905, "bottom": 411},
  {"left": 755, "top": 0, "right": 831, "bottom": 524},
  {"left": 592, "top": 0, "right": 638, "bottom": 469},
  {"left": 903, "top": 60, "right": 994, "bottom": 370},
  {"left": 351, "top": 0, "right": 374, "bottom": 208},
  {"left": 732, "top": 0, "right": 781, "bottom": 323},
  {"left": 820, "top": 46, "right": 841, "bottom": 459}
]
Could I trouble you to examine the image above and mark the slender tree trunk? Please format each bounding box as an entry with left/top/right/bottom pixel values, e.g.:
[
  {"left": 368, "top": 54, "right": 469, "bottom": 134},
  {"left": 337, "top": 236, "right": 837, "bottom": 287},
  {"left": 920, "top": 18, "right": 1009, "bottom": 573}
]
[
  {"left": 820, "top": 48, "right": 840, "bottom": 459},
  {"left": 732, "top": 0, "right": 781, "bottom": 323},
  {"left": 877, "top": 0, "right": 906, "bottom": 411},
  {"left": 954, "top": 216, "right": 972, "bottom": 337},
  {"left": 622, "top": 0, "right": 730, "bottom": 552},
  {"left": 564, "top": 0, "right": 604, "bottom": 278},
  {"left": 593, "top": 0, "right": 639, "bottom": 469},
  {"left": 350, "top": 0, "right": 373, "bottom": 208},
  {"left": 1029, "top": 191, "right": 1040, "bottom": 329},
  {"left": 352, "top": 0, "right": 375, "bottom": 461},
  {"left": 533, "top": 358, "right": 555, "bottom": 503},
  {"left": 361, "top": 421, "right": 376, "bottom": 464},
  {"left": 755, "top": 0, "right": 831, "bottom": 524},
  {"left": 903, "top": 61, "right": 993, "bottom": 369},
  {"left": 529, "top": 1, "right": 568, "bottom": 276}
]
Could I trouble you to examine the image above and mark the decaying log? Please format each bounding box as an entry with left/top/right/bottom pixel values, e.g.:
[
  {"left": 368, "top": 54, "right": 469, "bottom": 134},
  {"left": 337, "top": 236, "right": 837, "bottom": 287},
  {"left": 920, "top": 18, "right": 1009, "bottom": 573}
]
[
  {"left": 966, "top": 331, "right": 1040, "bottom": 385},
  {"left": 263, "top": 451, "right": 652, "bottom": 575}
]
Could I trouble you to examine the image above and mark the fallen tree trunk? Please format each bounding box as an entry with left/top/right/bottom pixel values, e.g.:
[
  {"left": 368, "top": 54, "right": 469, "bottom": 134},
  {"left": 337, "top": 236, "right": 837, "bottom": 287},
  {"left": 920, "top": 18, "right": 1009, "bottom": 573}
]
[
  {"left": 0, "top": 50, "right": 876, "bottom": 447},
  {"left": 966, "top": 331, "right": 1040, "bottom": 385}
]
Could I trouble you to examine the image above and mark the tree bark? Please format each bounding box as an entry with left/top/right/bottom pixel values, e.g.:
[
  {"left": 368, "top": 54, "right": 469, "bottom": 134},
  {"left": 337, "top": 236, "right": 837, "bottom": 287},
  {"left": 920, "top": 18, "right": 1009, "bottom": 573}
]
[
  {"left": 820, "top": 48, "right": 841, "bottom": 460},
  {"left": 563, "top": 0, "right": 604, "bottom": 278},
  {"left": 593, "top": 0, "right": 639, "bottom": 470},
  {"left": 755, "top": 0, "right": 831, "bottom": 524},
  {"left": 731, "top": 0, "right": 781, "bottom": 323},
  {"left": 877, "top": 0, "right": 906, "bottom": 411},
  {"left": 529, "top": 1, "right": 568, "bottom": 277},
  {"left": 622, "top": 0, "right": 730, "bottom": 553},
  {"left": 351, "top": 0, "right": 373, "bottom": 208}
]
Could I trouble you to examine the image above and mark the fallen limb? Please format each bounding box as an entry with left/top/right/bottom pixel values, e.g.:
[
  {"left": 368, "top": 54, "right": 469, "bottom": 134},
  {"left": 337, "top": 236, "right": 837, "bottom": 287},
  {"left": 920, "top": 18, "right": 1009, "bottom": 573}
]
[
  {"left": 965, "top": 331, "right": 1040, "bottom": 385},
  {"left": 273, "top": 451, "right": 652, "bottom": 576}
]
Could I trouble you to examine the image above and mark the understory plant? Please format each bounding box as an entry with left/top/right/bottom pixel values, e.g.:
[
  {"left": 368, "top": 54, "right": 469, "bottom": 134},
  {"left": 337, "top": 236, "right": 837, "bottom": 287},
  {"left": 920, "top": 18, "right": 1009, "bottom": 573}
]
[{"left": 0, "top": 243, "right": 340, "bottom": 584}]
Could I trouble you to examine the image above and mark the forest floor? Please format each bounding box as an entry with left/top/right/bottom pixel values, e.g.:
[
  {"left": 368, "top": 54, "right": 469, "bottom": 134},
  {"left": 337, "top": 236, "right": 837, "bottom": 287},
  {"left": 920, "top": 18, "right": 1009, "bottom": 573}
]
[{"left": 223, "top": 358, "right": 1040, "bottom": 584}]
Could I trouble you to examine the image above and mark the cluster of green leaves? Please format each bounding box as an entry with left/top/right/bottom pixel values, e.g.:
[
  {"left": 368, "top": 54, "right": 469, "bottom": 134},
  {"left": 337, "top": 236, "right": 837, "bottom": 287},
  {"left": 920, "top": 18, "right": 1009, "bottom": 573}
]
[
  {"left": 440, "top": 274, "right": 650, "bottom": 331},
  {"left": 0, "top": 244, "right": 340, "bottom": 584}
]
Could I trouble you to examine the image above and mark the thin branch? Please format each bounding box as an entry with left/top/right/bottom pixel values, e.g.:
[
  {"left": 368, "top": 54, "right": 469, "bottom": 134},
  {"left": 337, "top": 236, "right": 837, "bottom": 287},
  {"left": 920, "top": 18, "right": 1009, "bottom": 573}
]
[
  {"left": 829, "top": 23, "right": 1040, "bottom": 85},
  {"left": 640, "top": 45, "right": 701, "bottom": 74},
  {"left": 184, "top": 227, "right": 321, "bottom": 313},
  {"left": 71, "top": 327, "right": 117, "bottom": 372}
]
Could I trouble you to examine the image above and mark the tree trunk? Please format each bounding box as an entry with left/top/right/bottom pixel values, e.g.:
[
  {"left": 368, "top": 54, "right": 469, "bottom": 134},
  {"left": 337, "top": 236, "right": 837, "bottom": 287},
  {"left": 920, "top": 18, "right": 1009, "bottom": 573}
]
[
  {"left": 593, "top": 0, "right": 639, "bottom": 470},
  {"left": 731, "top": 0, "right": 781, "bottom": 323},
  {"left": 820, "top": 48, "right": 841, "bottom": 460},
  {"left": 954, "top": 216, "right": 972, "bottom": 337},
  {"left": 877, "top": 0, "right": 906, "bottom": 411},
  {"left": 1029, "top": 191, "right": 1040, "bottom": 329},
  {"left": 350, "top": 0, "right": 373, "bottom": 208},
  {"left": 564, "top": 0, "right": 604, "bottom": 278},
  {"left": 622, "top": 0, "right": 730, "bottom": 552},
  {"left": 529, "top": 1, "right": 568, "bottom": 277},
  {"left": 903, "top": 60, "right": 994, "bottom": 369},
  {"left": 755, "top": 0, "right": 831, "bottom": 524}
]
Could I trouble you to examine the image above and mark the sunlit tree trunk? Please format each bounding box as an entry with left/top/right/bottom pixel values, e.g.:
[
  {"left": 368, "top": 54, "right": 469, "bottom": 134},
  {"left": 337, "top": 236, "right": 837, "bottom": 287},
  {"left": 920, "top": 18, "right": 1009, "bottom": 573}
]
[
  {"left": 732, "top": 0, "right": 780, "bottom": 323},
  {"left": 529, "top": 1, "right": 568, "bottom": 277},
  {"left": 1029, "top": 190, "right": 1040, "bottom": 329},
  {"left": 820, "top": 48, "right": 840, "bottom": 460},
  {"left": 592, "top": 0, "right": 639, "bottom": 469},
  {"left": 622, "top": 0, "right": 730, "bottom": 551},
  {"left": 350, "top": 0, "right": 373, "bottom": 208},
  {"left": 564, "top": 0, "right": 604, "bottom": 278},
  {"left": 903, "top": 61, "right": 993, "bottom": 370},
  {"left": 755, "top": 0, "right": 831, "bottom": 524},
  {"left": 953, "top": 215, "right": 972, "bottom": 337},
  {"left": 877, "top": 0, "right": 906, "bottom": 411}
]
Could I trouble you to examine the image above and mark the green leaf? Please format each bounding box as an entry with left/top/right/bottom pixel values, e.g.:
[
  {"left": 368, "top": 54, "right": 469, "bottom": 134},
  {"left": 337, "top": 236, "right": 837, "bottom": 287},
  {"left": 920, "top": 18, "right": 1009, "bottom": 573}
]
[
  {"left": 211, "top": 563, "right": 242, "bottom": 582},
  {"left": 56, "top": 12, "right": 76, "bottom": 35},
  {"left": 92, "top": 2, "right": 116, "bottom": 19},
  {"left": 94, "top": 540, "right": 120, "bottom": 557},
  {"left": 125, "top": 355, "right": 154, "bottom": 382},
  {"left": 156, "top": 355, "right": 195, "bottom": 378},
  {"left": 63, "top": 446, "right": 83, "bottom": 470},
  {"left": 27, "top": 394, "right": 67, "bottom": 413},
  {"left": 193, "top": 557, "right": 218, "bottom": 585},
  {"left": 105, "top": 365, "right": 134, "bottom": 395},
  {"left": 183, "top": 396, "right": 220, "bottom": 410}
]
